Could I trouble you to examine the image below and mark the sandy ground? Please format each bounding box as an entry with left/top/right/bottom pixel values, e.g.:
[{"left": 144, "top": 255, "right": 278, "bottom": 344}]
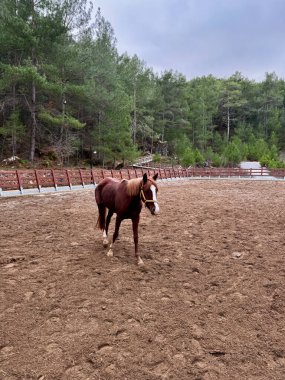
[{"left": 0, "top": 179, "right": 285, "bottom": 380}]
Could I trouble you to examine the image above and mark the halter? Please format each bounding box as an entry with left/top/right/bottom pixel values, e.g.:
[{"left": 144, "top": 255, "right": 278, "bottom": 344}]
[{"left": 140, "top": 179, "right": 159, "bottom": 205}]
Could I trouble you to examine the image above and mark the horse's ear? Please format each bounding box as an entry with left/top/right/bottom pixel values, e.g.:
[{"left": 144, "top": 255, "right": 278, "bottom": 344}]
[
  {"left": 143, "top": 173, "right": 148, "bottom": 184},
  {"left": 153, "top": 173, "right": 158, "bottom": 181}
]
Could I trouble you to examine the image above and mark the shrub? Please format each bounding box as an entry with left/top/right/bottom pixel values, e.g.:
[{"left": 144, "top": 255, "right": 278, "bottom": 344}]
[
  {"left": 153, "top": 153, "right": 161, "bottom": 163},
  {"left": 223, "top": 142, "right": 243, "bottom": 166},
  {"left": 247, "top": 138, "right": 269, "bottom": 161},
  {"left": 267, "top": 159, "right": 285, "bottom": 169},
  {"left": 181, "top": 147, "right": 195, "bottom": 167},
  {"left": 194, "top": 149, "right": 205, "bottom": 166},
  {"left": 212, "top": 153, "right": 222, "bottom": 167}
]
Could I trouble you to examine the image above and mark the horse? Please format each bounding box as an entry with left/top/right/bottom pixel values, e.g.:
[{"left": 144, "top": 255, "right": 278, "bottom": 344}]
[{"left": 95, "top": 173, "right": 159, "bottom": 265}]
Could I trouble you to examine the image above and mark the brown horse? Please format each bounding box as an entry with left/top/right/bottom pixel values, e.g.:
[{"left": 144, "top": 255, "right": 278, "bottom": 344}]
[{"left": 95, "top": 173, "right": 159, "bottom": 265}]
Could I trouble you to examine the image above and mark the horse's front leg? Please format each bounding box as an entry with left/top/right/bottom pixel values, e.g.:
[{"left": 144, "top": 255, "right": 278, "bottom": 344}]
[
  {"left": 107, "top": 216, "right": 122, "bottom": 257},
  {"left": 132, "top": 216, "right": 143, "bottom": 265}
]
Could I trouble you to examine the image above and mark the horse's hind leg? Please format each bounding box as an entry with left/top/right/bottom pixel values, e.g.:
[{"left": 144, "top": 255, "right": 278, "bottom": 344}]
[
  {"left": 107, "top": 216, "right": 122, "bottom": 257},
  {"left": 103, "top": 210, "right": 113, "bottom": 248},
  {"left": 96, "top": 204, "right": 108, "bottom": 248}
]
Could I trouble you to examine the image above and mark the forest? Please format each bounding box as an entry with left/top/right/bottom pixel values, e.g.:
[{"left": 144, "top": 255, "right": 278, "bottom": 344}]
[{"left": 1, "top": 0, "right": 285, "bottom": 168}]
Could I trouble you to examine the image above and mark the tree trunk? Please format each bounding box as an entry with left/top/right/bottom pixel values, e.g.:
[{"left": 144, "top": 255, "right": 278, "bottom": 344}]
[
  {"left": 133, "top": 80, "right": 137, "bottom": 144},
  {"left": 29, "top": 81, "right": 37, "bottom": 161},
  {"left": 12, "top": 84, "right": 16, "bottom": 157},
  {"left": 227, "top": 106, "right": 230, "bottom": 142}
]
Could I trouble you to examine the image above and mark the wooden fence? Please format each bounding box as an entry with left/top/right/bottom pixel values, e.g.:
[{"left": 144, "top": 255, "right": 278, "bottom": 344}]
[{"left": 0, "top": 167, "right": 285, "bottom": 196}]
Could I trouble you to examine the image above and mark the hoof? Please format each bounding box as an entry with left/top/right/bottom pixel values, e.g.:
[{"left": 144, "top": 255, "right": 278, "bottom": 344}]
[
  {"left": 137, "top": 257, "right": 144, "bottom": 265},
  {"left": 103, "top": 239, "right": 109, "bottom": 248},
  {"left": 107, "top": 249, "right": 113, "bottom": 257}
]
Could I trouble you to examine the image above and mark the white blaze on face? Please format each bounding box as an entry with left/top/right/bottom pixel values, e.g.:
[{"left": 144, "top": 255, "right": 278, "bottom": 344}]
[
  {"left": 103, "top": 230, "right": 107, "bottom": 238},
  {"left": 150, "top": 185, "right": 159, "bottom": 214}
]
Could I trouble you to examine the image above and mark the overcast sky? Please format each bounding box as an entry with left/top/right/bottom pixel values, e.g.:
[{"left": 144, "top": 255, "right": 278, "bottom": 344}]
[{"left": 93, "top": 0, "right": 285, "bottom": 82}]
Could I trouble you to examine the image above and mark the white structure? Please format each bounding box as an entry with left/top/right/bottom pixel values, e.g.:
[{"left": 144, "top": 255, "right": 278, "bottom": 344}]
[{"left": 239, "top": 161, "right": 261, "bottom": 170}]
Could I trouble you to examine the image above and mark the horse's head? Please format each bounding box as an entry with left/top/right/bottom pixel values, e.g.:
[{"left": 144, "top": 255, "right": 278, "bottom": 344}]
[{"left": 140, "top": 173, "right": 159, "bottom": 215}]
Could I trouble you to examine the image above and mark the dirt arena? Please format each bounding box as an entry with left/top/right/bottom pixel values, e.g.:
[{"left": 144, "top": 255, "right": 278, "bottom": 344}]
[{"left": 1, "top": 179, "right": 285, "bottom": 380}]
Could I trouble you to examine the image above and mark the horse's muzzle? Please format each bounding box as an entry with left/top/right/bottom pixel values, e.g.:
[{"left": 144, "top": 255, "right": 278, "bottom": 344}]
[{"left": 149, "top": 203, "right": 160, "bottom": 215}]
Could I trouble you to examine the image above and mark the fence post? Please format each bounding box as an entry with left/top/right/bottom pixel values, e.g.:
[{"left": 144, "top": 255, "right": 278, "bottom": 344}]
[
  {"left": 168, "top": 166, "right": 172, "bottom": 180},
  {"left": 66, "top": 169, "right": 72, "bottom": 190},
  {"left": 34, "top": 169, "right": 41, "bottom": 192},
  {"left": 91, "top": 170, "right": 96, "bottom": 186},
  {"left": 16, "top": 170, "right": 23, "bottom": 194},
  {"left": 79, "top": 169, "right": 85, "bottom": 188},
  {"left": 0, "top": 173, "right": 4, "bottom": 196},
  {"left": 51, "top": 169, "right": 58, "bottom": 190}
]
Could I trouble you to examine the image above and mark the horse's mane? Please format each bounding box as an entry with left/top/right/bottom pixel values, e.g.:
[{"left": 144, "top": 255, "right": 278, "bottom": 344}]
[{"left": 126, "top": 178, "right": 142, "bottom": 196}]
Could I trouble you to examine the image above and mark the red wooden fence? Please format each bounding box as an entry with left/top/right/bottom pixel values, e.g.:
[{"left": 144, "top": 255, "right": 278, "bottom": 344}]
[{"left": 0, "top": 167, "right": 284, "bottom": 195}]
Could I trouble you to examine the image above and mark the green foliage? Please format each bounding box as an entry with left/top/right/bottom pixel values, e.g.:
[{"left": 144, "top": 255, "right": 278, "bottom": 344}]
[
  {"left": 38, "top": 110, "right": 85, "bottom": 129},
  {"left": 212, "top": 132, "right": 226, "bottom": 154},
  {"left": 0, "top": 110, "right": 26, "bottom": 156},
  {"left": 194, "top": 149, "right": 205, "bottom": 166},
  {"left": 181, "top": 147, "right": 195, "bottom": 167},
  {"left": 235, "top": 122, "right": 253, "bottom": 143},
  {"left": 153, "top": 153, "right": 161, "bottom": 163},
  {"left": 247, "top": 137, "right": 270, "bottom": 161},
  {"left": 231, "top": 136, "right": 248, "bottom": 159},
  {"left": 174, "top": 134, "right": 191, "bottom": 158},
  {"left": 259, "top": 144, "right": 281, "bottom": 167},
  {"left": 260, "top": 155, "right": 285, "bottom": 168},
  {"left": 65, "top": 116, "right": 85, "bottom": 129},
  {"left": 38, "top": 110, "right": 63, "bottom": 126},
  {"left": 0, "top": 111, "right": 24, "bottom": 136},
  {"left": 174, "top": 134, "right": 205, "bottom": 167},
  {"left": 211, "top": 153, "right": 222, "bottom": 167},
  {"left": 1, "top": 1, "right": 285, "bottom": 167},
  {"left": 222, "top": 141, "right": 243, "bottom": 166}
]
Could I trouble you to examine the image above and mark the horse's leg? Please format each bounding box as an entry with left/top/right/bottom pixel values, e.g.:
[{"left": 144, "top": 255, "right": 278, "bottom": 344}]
[
  {"left": 132, "top": 216, "right": 143, "bottom": 265},
  {"left": 107, "top": 216, "right": 122, "bottom": 257},
  {"left": 103, "top": 210, "right": 113, "bottom": 248},
  {"left": 97, "top": 204, "right": 107, "bottom": 248}
]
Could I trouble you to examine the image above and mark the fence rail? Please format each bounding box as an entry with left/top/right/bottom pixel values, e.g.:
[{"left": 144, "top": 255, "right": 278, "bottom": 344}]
[{"left": 1, "top": 167, "right": 285, "bottom": 196}]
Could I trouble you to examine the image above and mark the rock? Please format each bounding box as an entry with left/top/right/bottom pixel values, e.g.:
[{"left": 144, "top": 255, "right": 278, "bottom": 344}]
[{"left": 231, "top": 251, "right": 243, "bottom": 259}]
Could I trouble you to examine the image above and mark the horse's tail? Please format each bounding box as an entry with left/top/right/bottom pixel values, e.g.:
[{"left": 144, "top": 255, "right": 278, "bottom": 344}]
[
  {"left": 96, "top": 205, "right": 106, "bottom": 230},
  {"left": 95, "top": 183, "right": 107, "bottom": 230}
]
